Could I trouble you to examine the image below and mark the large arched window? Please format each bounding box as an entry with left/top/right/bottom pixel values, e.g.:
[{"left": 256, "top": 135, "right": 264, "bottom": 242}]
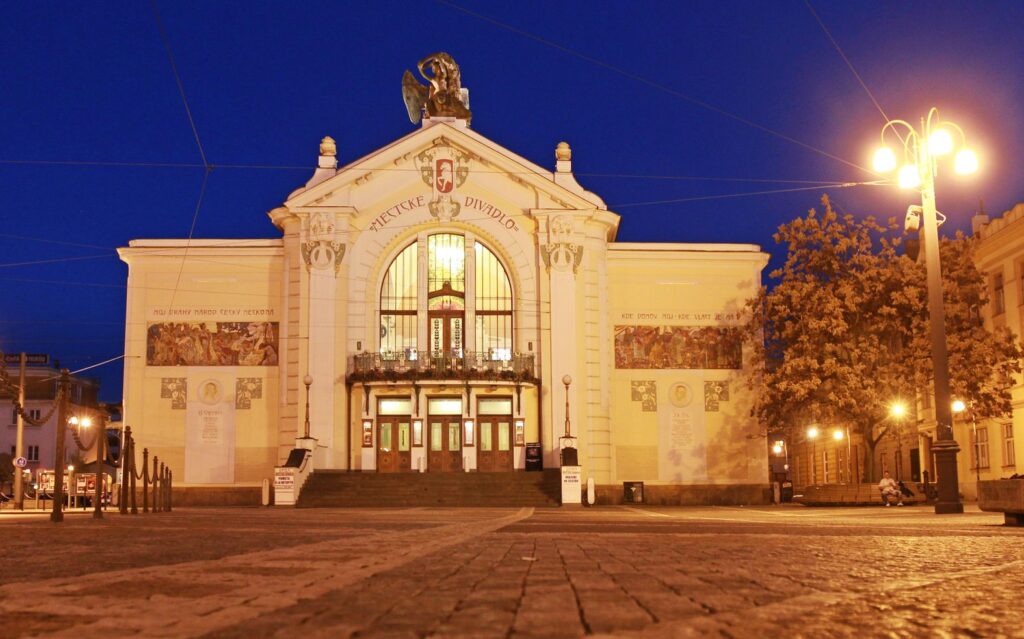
[
  {"left": 378, "top": 233, "right": 513, "bottom": 359},
  {"left": 380, "top": 242, "right": 417, "bottom": 355},
  {"left": 474, "top": 243, "right": 513, "bottom": 359}
]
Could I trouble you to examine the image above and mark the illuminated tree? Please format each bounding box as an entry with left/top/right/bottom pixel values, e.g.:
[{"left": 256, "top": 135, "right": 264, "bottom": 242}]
[{"left": 747, "top": 196, "right": 1020, "bottom": 481}]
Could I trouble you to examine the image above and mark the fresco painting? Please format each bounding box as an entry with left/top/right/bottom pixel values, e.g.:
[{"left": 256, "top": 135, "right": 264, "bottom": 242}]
[
  {"left": 147, "top": 322, "right": 279, "bottom": 367},
  {"left": 614, "top": 325, "right": 742, "bottom": 370}
]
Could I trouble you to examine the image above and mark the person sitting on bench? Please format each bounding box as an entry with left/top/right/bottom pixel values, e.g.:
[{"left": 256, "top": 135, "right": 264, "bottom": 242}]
[{"left": 878, "top": 470, "right": 904, "bottom": 506}]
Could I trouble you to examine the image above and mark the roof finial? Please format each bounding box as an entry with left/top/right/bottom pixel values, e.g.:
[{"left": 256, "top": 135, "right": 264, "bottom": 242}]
[{"left": 555, "top": 141, "right": 572, "bottom": 173}]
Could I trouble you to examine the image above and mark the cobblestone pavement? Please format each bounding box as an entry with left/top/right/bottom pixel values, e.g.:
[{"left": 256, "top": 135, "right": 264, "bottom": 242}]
[{"left": 1, "top": 505, "right": 1022, "bottom": 638}]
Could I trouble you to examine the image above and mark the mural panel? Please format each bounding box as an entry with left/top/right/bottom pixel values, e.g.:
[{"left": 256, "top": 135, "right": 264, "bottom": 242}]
[
  {"left": 147, "top": 322, "right": 279, "bottom": 366},
  {"left": 614, "top": 325, "right": 742, "bottom": 370}
]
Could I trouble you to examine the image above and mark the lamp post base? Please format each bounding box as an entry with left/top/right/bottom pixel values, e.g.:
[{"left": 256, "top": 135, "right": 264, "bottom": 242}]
[{"left": 932, "top": 439, "right": 964, "bottom": 514}]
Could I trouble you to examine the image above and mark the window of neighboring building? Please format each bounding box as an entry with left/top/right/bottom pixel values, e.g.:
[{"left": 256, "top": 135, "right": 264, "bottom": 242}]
[
  {"left": 10, "top": 408, "right": 40, "bottom": 424},
  {"left": 971, "top": 426, "right": 990, "bottom": 470},
  {"left": 27, "top": 445, "right": 39, "bottom": 462},
  {"left": 993, "top": 273, "right": 1006, "bottom": 315},
  {"left": 1004, "top": 423, "right": 1016, "bottom": 467}
]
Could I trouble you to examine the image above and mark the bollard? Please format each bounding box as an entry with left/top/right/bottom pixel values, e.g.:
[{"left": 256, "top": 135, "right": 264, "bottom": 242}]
[
  {"left": 159, "top": 463, "right": 166, "bottom": 512},
  {"left": 129, "top": 434, "right": 138, "bottom": 515},
  {"left": 93, "top": 417, "right": 105, "bottom": 519},
  {"left": 152, "top": 456, "right": 161, "bottom": 513},
  {"left": 119, "top": 428, "right": 131, "bottom": 515},
  {"left": 167, "top": 469, "right": 172, "bottom": 512},
  {"left": 142, "top": 448, "right": 149, "bottom": 513}
]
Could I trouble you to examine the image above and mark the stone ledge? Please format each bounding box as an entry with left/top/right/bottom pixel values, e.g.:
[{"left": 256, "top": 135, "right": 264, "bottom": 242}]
[
  {"left": 594, "top": 483, "right": 770, "bottom": 506},
  {"left": 978, "top": 479, "right": 1024, "bottom": 526}
]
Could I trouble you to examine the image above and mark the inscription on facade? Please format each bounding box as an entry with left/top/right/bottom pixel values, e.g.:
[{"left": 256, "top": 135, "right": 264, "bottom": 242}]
[{"left": 369, "top": 195, "right": 520, "bottom": 233}]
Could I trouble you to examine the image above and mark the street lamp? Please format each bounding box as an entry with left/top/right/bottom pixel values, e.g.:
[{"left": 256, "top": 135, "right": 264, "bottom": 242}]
[
  {"left": 872, "top": 109, "right": 975, "bottom": 514},
  {"left": 952, "top": 399, "right": 979, "bottom": 483},
  {"left": 562, "top": 374, "right": 572, "bottom": 437},
  {"left": 888, "top": 402, "right": 907, "bottom": 482},
  {"left": 303, "top": 374, "right": 313, "bottom": 438},
  {"left": 807, "top": 426, "right": 819, "bottom": 485}
]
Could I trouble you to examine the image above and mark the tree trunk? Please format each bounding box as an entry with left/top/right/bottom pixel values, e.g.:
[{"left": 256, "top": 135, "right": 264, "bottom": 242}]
[{"left": 863, "top": 436, "right": 879, "bottom": 483}]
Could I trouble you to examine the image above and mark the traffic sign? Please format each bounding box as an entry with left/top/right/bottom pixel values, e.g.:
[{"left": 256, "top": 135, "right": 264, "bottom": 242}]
[
  {"left": 13, "top": 456, "right": 28, "bottom": 468},
  {"left": 3, "top": 353, "right": 49, "bottom": 365}
]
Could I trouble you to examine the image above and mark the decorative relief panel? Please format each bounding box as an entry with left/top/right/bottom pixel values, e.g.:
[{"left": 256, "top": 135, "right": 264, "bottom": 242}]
[
  {"left": 301, "top": 211, "right": 345, "bottom": 274},
  {"left": 541, "top": 214, "right": 583, "bottom": 273},
  {"left": 235, "top": 377, "right": 263, "bottom": 409},
  {"left": 704, "top": 381, "right": 730, "bottom": 412},
  {"left": 160, "top": 378, "right": 187, "bottom": 410},
  {"left": 630, "top": 380, "right": 657, "bottom": 412}
]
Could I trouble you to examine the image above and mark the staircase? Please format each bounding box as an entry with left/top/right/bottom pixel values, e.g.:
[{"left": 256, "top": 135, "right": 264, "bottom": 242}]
[{"left": 295, "top": 469, "right": 562, "bottom": 508}]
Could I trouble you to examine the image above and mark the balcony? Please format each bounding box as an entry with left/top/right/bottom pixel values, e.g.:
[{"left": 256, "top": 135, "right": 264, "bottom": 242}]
[{"left": 349, "top": 351, "right": 538, "bottom": 384}]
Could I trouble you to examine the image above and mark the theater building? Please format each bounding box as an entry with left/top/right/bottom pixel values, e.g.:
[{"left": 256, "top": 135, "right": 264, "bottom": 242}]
[{"left": 118, "top": 55, "right": 770, "bottom": 504}]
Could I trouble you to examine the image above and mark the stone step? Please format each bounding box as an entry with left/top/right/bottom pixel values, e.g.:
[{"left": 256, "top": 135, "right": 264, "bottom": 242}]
[{"left": 296, "top": 470, "right": 562, "bottom": 508}]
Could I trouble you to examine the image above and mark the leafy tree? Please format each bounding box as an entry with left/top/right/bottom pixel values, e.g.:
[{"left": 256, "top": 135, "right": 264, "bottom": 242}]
[{"left": 747, "top": 196, "right": 1021, "bottom": 481}]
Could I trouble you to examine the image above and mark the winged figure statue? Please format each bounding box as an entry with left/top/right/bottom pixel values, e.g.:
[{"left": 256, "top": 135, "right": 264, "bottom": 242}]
[{"left": 402, "top": 52, "right": 472, "bottom": 124}]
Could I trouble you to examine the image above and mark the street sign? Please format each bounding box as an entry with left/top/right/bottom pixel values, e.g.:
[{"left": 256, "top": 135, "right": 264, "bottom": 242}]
[
  {"left": 3, "top": 353, "right": 48, "bottom": 365},
  {"left": 13, "top": 456, "right": 28, "bottom": 468}
]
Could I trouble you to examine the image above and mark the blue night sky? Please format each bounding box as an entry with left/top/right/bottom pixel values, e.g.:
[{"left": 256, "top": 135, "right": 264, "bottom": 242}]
[{"left": 1, "top": 1, "right": 1022, "bottom": 400}]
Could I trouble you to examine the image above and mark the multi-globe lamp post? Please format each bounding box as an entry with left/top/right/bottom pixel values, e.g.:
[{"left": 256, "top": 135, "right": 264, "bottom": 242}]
[{"left": 871, "top": 108, "right": 978, "bottom": 514}]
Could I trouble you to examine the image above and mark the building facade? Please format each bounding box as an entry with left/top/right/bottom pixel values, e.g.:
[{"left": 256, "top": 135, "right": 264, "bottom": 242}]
[
  {"left": 959, "top": 202, "right": 1024, "bottom": 496},
  {"left": 0, "top": 360, "right": 101, "bottom": 480},
  {"left": 118, "top": 58, "right": 769, "bottom": 503}
]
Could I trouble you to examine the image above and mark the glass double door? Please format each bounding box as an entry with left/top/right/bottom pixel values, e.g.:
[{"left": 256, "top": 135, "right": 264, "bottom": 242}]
[
  {"left": 428, "top": 415, "right": 462, "bottom": 472},
  {"left": 430, "top": 312, "right": 463, "bottom": 358},
  {"left": 377, "top": 416, "right": 412, "bottom": 473},
  {"left": 477, "top": 417, "right": 513, "bottom": 472}
]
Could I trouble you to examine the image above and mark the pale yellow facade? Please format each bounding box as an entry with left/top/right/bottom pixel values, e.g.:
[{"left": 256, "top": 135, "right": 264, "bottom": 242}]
[{"left": 118, "top": 113, "right": 769, "bottom": 502}]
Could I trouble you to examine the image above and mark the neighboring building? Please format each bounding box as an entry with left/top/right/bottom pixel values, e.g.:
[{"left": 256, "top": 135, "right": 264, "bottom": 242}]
[
  {"left": 956, "top": 201, "right": 1024, "bottom": 497},
  {"left": 0, "top": 359, "right": 101, "bottom": 480},
  {"left": 117, "top": 55, "right": 770, "bottom": 503}
]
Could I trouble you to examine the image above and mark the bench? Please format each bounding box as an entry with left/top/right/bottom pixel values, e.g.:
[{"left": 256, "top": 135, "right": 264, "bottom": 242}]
[{"left": 793, "top": 483, "right": 929, "bottom": 506}]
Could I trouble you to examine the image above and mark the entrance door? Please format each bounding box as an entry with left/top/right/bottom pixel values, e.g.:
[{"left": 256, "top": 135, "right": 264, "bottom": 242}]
[
  {"left": 428, "top": 416, "right": 462, "bottom": 472},
  {"left": 377, "top": 417, "right": 412, "bottom": 473},
  {"left": 477, "top": 417, "right": 513, "bottom": 472}
]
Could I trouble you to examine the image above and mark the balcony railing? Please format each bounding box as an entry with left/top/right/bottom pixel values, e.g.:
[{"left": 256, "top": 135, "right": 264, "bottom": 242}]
[{"left": 349, "top": 351, "right": 538, "bottom": 384}]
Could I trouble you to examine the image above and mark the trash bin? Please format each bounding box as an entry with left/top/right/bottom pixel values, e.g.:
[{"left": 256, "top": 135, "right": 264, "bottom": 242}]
[
  {"left": 623, "top": 481, "right": 644, "bottom": 504},
  {"left": 525, "top": 443, "right": 543, "bottom": 471},
  {"left": 780, "top": 481, "right": 793, "bottom": 503},
  {"left": 560, "top": 446, "right": 578, "bottom": 467}
]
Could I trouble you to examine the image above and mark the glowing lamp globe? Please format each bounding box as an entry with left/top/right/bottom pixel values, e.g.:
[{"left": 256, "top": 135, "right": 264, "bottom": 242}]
[
  {"left": 833, "top": 430, "right": 844, "bottom": 441},
  {"left": 772, "top": 443, "right": 783, "bottom": 455},
  {"left": 897, "top": 164, "right": 921, "bottom": 189},
  {"left": 928, "top": 129, "right": 954, "bottom": 156},
  {"left": 872, "top": 147, "right": 897, "bottom": 173},
  {"left": 954, "top": 149, "right": 978, "bottom": 175},
  {"left": 807, "top": 426, "right": 819, "bottom": 439},
  {"left": 890, "top": 402, "right": 907, "bottom": 419},
  {"left": 952, "top": 399, "right": 966, "bottom": 413}
]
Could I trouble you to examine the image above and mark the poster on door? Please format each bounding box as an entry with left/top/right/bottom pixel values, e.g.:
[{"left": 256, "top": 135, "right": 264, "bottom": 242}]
[
  {"left": 658, "top": 378, "right": 708, "bottom": 482},
  {"left": 185, "top": 372, "right": 236, "bottom": 484}
]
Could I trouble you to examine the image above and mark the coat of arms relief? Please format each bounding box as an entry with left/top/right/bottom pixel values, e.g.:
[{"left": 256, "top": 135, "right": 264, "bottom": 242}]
[
  {"left": 301, "top": 211, "right": 345, "bottom": 274},
  {"left": 542, "top": 214, "right": 584, "bottom": 273},
  {"left": 415, "top": 142, "right": 470, "bottom": 223}
]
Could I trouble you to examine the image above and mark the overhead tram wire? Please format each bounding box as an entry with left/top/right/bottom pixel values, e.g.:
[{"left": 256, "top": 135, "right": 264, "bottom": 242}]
[
  {"left": 803, "top": 0, "right": 890, "bottom": 124},
  {"left": 150, "top": 0, "right": 215, "bottom": 313},
  {"left": 437, "top": 0, "right": 880, "bottom": 178},
  {"left": 802, "top": 0, "right": 905, "bottom": 146},
  {"left": 1, "top": 157, "right": 865, "bottom": 185},
  {"left": 610, "top": 180, "right": 886, "bottom": 209}
]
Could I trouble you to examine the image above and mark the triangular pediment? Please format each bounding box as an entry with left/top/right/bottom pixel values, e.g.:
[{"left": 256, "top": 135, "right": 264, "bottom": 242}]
[{"left": 283, "top": 122, "right": 608, "bottom": 215}]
